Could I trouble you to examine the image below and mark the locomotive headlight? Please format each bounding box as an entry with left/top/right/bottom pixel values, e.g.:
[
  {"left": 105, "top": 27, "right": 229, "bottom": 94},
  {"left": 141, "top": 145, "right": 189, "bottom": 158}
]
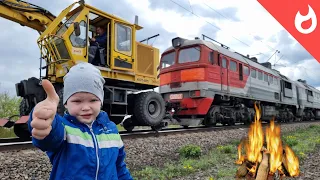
[{"left": 172, "top": 37, "right": 186, "bottom": 48}]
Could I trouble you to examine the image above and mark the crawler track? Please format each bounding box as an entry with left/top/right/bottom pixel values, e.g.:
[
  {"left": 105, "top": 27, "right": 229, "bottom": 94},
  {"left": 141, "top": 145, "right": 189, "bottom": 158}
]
[{"left": 1, "top": 120, "right": 319, "bottom": 151}]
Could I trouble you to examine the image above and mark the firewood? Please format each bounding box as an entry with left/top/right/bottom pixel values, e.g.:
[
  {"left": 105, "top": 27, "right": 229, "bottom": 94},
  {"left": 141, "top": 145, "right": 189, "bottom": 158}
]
[
  {"left": 281, "top": 155, "right": 291, "bottom": 177},
  {"left": 236, "top": 161, "right": 249, "bottom": 178},
  {"left": 255, "top": 151, "right": 269, "bottom": 180}
]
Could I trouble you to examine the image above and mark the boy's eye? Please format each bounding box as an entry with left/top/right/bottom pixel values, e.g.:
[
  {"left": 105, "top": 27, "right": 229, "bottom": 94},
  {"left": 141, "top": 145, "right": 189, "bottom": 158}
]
[
  {"left": 72, "top": 100, "right": 81, "bottom": 103},
  {"left": 91, "top": 99, "right": 98, "bottom": 102}
]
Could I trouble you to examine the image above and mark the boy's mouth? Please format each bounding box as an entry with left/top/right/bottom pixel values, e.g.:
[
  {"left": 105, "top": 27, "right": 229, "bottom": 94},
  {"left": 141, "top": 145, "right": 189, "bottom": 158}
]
[{"left": 80, "top": 114, "right": 92, "bottom": 119}]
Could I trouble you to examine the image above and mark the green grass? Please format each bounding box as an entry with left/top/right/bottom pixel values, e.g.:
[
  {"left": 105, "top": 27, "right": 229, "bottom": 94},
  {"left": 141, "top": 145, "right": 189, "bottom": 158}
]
[
  {"left": 131, "top": 124, "right": 320, "bottom": 180},
  {"left": 0, "top": 127, "right": 17, "bottom": 138},
  {"left": 0, "top": 91, "right": 21, "bottom": 138}
]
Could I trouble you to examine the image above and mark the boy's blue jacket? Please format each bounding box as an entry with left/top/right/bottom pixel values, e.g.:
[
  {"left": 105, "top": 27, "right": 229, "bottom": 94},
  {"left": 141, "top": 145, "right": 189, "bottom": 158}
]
[{"left": 27, "top": 110, "right": 133, "bottom": 180}]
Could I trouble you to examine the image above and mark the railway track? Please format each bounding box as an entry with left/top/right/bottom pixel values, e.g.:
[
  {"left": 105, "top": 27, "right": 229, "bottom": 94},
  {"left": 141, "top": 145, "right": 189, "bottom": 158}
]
[{"left": 1, "top": 120, "right": 319, "bottom": 151}]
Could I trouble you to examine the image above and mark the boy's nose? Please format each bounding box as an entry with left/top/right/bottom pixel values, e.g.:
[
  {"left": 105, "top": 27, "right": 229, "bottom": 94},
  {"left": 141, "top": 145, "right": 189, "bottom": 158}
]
[{"left": 81, "top": 104, "right": 91, "bottom": 110}]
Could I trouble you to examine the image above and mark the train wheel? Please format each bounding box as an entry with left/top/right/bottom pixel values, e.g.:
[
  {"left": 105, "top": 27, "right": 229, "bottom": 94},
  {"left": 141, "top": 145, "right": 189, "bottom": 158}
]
[
  {"left": 228, "top": 118, "right": 235, "bottom": 126},
  {"left": 203, "top": 106, "right": 217, "bottom": 126}
]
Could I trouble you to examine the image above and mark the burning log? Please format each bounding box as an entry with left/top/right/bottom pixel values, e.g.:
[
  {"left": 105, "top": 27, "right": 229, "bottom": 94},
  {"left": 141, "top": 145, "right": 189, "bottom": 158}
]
[
  {"left": 234, "top": 102, "right": 300, "bottom": 180},
  {"left": 256, "top": 149, "right": 269, "bottom": 180}
]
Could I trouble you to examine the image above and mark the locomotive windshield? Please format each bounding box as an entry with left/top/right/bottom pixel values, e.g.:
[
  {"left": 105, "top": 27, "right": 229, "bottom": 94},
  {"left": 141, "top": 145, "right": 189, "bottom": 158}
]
[
  {"left": 178, "top": 46, "right": 200, "bottom": 63},
  {"left": 161, "top": 46, "right": 201, "bottom": 69},
  {"left": 161, "top": 51, "right": 175, "bottom": 68}
]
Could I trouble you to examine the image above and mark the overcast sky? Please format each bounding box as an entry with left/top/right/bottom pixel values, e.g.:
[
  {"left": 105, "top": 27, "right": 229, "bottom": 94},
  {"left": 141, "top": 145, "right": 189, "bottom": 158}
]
[{"left": 0, "top": 0, "right": 319, "bottom": 97}]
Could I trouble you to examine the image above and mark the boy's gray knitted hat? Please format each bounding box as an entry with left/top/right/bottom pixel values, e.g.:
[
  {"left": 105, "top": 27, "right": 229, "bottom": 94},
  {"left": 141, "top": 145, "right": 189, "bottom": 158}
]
[{"left": 63, "top": 62, "right": 105, "bottom": 104}]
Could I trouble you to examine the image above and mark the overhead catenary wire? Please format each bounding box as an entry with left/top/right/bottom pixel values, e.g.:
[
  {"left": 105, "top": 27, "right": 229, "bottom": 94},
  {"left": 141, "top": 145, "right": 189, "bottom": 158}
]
[
  {"left": 201, "top": 1, "right": 288, "bottom": 64},
  {"left": 169, "top": 0, "right": 314, "bottom": 83},
  {"left": 168, "top": 0, "right": 273, "bottom": 60}
]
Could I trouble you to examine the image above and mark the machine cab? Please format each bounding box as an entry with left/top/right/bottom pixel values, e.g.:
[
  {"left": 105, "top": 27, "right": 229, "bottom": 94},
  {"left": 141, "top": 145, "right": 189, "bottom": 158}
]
[{"left": 37, "top": 2, "right": 136, "bottom": 81}]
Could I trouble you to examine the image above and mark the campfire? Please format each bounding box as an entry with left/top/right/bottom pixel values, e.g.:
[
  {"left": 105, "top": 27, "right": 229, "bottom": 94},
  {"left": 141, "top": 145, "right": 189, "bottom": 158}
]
[{"left": 235, "top": 102, "right": 300, "bottom": 180}]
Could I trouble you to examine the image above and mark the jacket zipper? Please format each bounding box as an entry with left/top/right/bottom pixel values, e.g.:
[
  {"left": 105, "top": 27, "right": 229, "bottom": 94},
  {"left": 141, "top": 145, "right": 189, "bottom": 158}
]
[{"left": 89, "top": 124, "right": 99, "bottom": 180}]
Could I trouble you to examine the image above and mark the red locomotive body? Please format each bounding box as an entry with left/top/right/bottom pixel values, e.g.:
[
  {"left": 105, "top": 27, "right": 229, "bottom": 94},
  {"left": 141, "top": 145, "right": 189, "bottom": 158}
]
[{"left": 159, "top": 37, "right": 320, "bottom": 127}]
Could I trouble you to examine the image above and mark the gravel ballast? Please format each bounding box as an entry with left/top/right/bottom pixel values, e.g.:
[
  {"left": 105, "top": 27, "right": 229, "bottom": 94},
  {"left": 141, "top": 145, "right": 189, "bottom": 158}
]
[{"left": 0, "top": 121, "right": 319, "bottom": 180}]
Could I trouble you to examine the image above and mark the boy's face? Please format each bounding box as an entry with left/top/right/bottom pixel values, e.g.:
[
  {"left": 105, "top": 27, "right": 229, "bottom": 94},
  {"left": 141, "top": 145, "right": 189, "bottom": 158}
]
[{"left": 64, "top": 92, "right": 101, "bottom": 124}]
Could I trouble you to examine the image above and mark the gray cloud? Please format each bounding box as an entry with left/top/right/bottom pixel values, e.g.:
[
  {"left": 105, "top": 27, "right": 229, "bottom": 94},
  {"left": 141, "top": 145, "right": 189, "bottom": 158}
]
[
  {"left": 148, "top": 0, "right": 191, "bottom": 15},
  {"left": 267, "top": 30, "right": 320, "bottom": 89},
  {"left": 198, "top": 6, "right": 240, "bottom": 22},
  {"left": 275, "top": 30, "right": 313, "bottom": 64}
]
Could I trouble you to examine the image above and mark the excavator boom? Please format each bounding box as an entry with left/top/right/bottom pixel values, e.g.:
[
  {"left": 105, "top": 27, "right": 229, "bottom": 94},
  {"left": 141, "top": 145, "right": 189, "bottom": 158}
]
[{"left": 0, "top": 0, "right": 55, "bottom": 32}]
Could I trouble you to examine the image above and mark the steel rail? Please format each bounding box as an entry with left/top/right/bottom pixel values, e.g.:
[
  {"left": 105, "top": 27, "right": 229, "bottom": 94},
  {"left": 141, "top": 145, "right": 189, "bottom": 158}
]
[{"left": 1, "top": 120, "right": 319, "bottom": 151}]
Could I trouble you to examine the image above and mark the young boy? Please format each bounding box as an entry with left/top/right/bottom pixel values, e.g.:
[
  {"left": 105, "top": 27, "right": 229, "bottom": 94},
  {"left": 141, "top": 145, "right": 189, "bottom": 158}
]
[{"left": 28, "top": 62, "right": 133, "bottom": 180}]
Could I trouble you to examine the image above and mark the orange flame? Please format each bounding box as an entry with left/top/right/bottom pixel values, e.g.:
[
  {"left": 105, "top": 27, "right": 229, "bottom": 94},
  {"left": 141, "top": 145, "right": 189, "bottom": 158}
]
[
  {"left": 284, "top": 145, "right": 300, "bottom": 177},
  {"left": 246, "top": 103, "right": 264, "bottom": 164},
  {"left": 235, "top": 140, "right": 245, "bottom": 164},
  {"left": 235, "top": 101, "right": 300, "bottom": 177},
  {"left": 266, "top": 118, "right": 283, "bottom": 174}
]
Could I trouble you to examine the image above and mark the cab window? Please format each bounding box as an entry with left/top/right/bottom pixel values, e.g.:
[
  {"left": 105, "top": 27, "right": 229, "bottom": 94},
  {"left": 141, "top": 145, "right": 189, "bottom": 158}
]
[
  {"left": 161, "top": 51, "right": 175, "bottom": 68},
  {"left": 115, "top": 23, "right": 132, "bottom": 54},
  {"left": 178, "top": 46, "right": 200, "bottom": 63},
  {"left": 70, "top": 20, "right": 87, "bottom": 48}
]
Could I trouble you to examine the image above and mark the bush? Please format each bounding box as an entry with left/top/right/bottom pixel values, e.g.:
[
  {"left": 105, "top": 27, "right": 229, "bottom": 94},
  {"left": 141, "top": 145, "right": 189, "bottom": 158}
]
[
  {"left": 283, "top": 135, "right": 298, "bottom": 147},
  {"left": 0, "top": 90, "right": 21, "bottom": 138},
  {"left": 0, "top": 91, "right": 21, "bottom": 118},
  {"left": 217, "top": 145, "right": 233, "bottom": 154},
  {"left": 179, "top": 144, "right": 202, "bottom": 158}
]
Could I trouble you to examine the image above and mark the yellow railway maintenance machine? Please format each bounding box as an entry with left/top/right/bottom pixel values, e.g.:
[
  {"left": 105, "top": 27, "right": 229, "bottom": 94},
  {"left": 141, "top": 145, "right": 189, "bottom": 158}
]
[{"left": 0, "top": 0, "right": 166, "bottom": 138}]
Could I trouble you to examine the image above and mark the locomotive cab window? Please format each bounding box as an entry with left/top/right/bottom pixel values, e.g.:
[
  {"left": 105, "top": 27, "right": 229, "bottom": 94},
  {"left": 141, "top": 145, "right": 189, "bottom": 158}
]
[
  {"left": 161, "top": 51, "right": 175, "bottom": 68},
  {"left": 178, "top": 46, "right": 200, "bottom": 63}
]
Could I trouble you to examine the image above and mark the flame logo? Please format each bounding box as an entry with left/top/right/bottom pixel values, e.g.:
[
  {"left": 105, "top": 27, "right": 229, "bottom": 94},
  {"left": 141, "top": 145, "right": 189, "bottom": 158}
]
[{"left": 295, "top": 5, "right": 317, "bottom": 34}]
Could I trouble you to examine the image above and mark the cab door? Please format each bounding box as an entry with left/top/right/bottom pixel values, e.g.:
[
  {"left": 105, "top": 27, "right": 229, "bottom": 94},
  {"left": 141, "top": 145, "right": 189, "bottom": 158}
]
[
  {"left": 112, "top": 21, "right": 134, "bottom": 71},
  {"left": 220, "top": 55, "right": 229, "bottom": 93}
]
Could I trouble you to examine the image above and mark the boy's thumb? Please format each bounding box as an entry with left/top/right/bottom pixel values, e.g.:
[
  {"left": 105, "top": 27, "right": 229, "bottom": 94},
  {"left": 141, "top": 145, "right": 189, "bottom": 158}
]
[{"left": 42, "top": 79, "right": 59, "bottom": 104}]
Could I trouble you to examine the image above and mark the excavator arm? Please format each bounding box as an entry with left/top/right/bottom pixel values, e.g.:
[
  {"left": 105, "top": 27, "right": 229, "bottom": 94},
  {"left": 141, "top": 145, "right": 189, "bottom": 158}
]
[{"left": 0, "top": 0, "right": 56, "bottom": 32}]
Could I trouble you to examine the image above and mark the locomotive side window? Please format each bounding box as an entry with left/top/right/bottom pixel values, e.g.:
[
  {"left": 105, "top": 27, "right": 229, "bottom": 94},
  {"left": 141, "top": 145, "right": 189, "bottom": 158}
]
[
  {"left": 269, "top": 75, "right": 273, "bottom": 84},
  {"left": 178, "top": 46, "right": 200, "bottom": 63},
  {"left": 243, "top": 66, "right": 249, "bottom": 75},
  {"left": 209, "top": 51, "right": 214, "bottom": 64},
  {"left": 258, "top": 71, "right": 263, "bottom": 80},
  {"left": 274, "top": 78, "right": 278, "bottom": 85},
  {"left": 230, "top": 60, "right": 237, "bottom": 71},
  {"left": 251, "top": 69, "right": 256, "bottom": 78},
  {"left": 284, "top": 81, "right": 292, "bottom": 89},
  {"left": 222, "top": 58, "right": 227, "bottom": 68},
  {"left": 264, "top": 73, "right": 268, "bottom": 82}
]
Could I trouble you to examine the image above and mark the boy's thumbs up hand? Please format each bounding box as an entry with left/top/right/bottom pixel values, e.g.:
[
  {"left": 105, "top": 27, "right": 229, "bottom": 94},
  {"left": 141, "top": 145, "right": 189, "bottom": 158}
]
[{"left": 31, "top": 80, "right": 60, "bottom": 140}]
